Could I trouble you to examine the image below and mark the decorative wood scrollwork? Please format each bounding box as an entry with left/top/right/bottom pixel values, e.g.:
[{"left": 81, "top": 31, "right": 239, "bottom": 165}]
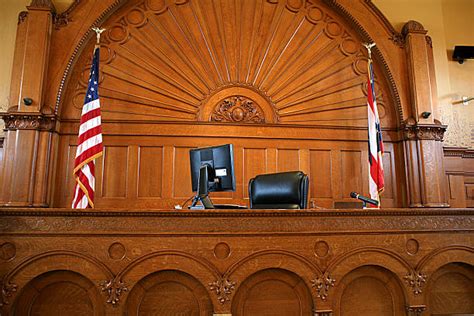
[
  {"left": 404, "top": 270, "right": 427, "bottom": 295},
  {"left": 311, "top": 271, "right": 335, "bottom": 300},
  {"left": 0, "top": 280, "right": 17, "bottom": 307},
  {"left": 2, "top": 113, "right": 56, "bottom": 131},
  {"left": 211, "top": 96, "right": 265, "bottom": 124},
  {"left": 406, "top": 305, "right": 426, "bottom": 316},
  {"left": 18, "top": 11, "right": 28, "bottom": 24},
  {"left": 209, "top": 276, "right": 235, "bottom": 304},
  {"left": 100, "top": 279, "right": 128, "bottom": 306},
  {"left": 403, "top": 120, "right": 447, "bottom": 141}
]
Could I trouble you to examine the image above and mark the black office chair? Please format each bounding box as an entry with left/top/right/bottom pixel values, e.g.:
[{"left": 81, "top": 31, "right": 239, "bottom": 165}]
[{"left": 248, "top": 171, "right": 309, "bottom": 209}]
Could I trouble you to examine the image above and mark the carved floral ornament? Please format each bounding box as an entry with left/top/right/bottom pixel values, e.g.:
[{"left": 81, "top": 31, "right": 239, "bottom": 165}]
[
  {"left": 403, "top": 120, "right": 447, "bottom": 141},
  {"left": 404, "top": 270, "right": 427, "bottom": 295},
  {"left": 311, "top": 271, "right": 335, "bottom": 301},
  {"left": 209, "top": 276, "right": 236, "bottom": 304},
  {"left": 211, "top": 96, "right": 265, "bottom": 124},
  {"left": 2, "top": 113, "right": 56, "bottom": 131},
  {"left": 0, "top": 280, "right": 17, "bottom": 307},
  {"left": 99, "top": 279, "right": 128, "bottom": 306}
]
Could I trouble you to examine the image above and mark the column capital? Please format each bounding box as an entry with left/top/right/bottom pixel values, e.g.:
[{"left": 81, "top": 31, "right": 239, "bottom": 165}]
[
  {"left": 402, "top": 119, "right": 447, "bottom": 141},
  {"left": 402, "top": 20, "right": 428, "bottom": 37},
  {"left": 1, "top": 112, "right": 56, "bottom": 132}
]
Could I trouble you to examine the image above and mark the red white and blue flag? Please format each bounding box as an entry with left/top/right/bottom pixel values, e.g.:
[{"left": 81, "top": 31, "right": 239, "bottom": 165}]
[
  {"left": 72, "top": 46, "right": 103, "bottom": 209},
  {"left": 367, "top": 57, "right": 384, "bottom": 207}
]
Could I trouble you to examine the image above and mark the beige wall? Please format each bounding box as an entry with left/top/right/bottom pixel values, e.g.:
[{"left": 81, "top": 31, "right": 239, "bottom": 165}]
[
  {"left": 0, "top": 0, "right": 473, "bottom": 146},
  {"left": 0, "top": 0, "right": 31, "bottom": 133},
  {"left": 374, "top": 0, "right": 474, "bottom": 147}
]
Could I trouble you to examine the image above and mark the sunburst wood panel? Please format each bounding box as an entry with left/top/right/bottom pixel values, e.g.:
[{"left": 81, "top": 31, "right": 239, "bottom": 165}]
[{"left": 61, "top": 0, "right": 396, "bottom": 128}]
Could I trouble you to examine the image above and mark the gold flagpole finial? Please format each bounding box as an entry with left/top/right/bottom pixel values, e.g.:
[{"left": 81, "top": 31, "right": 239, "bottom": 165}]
[
  {"left": 92, "top": 27, "right": 106, "bottom": 44},
  {"left": 363, "top": 42, "right": 376, "bottom": 59}
]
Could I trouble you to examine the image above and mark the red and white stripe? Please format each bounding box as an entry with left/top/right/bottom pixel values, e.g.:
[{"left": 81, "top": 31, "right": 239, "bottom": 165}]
[
  {"left": 72, "top": 98, "right": 103, "bottom": 208},
  {"left": 367, "top": 58, "right": 384, "bottom": 207}
]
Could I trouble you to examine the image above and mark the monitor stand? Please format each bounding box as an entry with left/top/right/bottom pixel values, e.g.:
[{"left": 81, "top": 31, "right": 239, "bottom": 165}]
[{"left": 190, "top": 165, "right": 215, "bottom": 209}]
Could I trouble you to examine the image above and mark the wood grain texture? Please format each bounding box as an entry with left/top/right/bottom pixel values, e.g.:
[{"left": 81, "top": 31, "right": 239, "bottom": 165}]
[{"left": 0, "top": 208, "right": 472, "bottom": 315}]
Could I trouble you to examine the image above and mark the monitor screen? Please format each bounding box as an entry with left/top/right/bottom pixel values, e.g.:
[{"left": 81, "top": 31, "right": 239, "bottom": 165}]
[{"left": 190, "top": 144, "right": 236, "bottom": 193}]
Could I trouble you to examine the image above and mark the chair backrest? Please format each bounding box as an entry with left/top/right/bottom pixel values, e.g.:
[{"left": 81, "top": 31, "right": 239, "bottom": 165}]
[{"left": 248, "top": 171, "right": 309, "bottom": 209}]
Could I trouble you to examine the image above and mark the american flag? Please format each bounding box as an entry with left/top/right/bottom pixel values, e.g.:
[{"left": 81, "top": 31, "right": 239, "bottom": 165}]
[
  {"left": 367, "top": 56, "right": 384, "bottom": 207},
  {"left": 72, "top": 46, "right": 103, "bottom": 209}
]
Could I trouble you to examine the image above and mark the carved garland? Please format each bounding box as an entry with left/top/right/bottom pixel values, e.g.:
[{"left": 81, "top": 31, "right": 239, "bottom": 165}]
[{"left": 2, "top": 113, "right": 56, "bottom": 131}]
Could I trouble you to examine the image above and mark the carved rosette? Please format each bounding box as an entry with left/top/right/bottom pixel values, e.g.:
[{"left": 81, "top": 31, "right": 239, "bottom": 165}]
[
  {"left": 406, "top": 305, "right": 426, "bottom": 316},
  {"left": 100, "top": 279, "right": 128, "bottom": 306},
  {"left": 404, "top": 271, "right": 426, "bottom": 295},
  {"left": 211, "top": 96, "right": 265, "bottom": 123},
  {"left": 0, "top": 280, "right": 17, "bottom": 306},
  {"left": 209, "top": 276, "right": 236, "bottom": 304},
  {"left": 2, "top": 113, "right": 56, "bottom": 131},
  {"left": 403, "top": 123, "right": 447, "bottom": 141},
  {"left": 311, "top": 272, "right": 335, "bottom": 301}
]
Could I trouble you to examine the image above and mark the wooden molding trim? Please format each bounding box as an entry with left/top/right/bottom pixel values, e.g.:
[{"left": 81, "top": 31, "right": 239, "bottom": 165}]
[
  {"left": 443, "top": 147, "right": 474, "bottom": 158},
  {"left": 54, "top": 0, "right": 127, "bottom": 114},
  {"left": 322, "top": 0, "right": 404, "bottom": 124},
  {"left": 1, "top": 112, "right": 56, "bottom": 131},
  {"left": 402, "top": 121, "right": 447, "bottom": 141}
]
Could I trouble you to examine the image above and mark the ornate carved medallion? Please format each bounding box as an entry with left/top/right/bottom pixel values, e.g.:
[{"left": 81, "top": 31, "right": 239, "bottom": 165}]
[{"left": 211, "top": 96, "right": 265, "bottom": 123}]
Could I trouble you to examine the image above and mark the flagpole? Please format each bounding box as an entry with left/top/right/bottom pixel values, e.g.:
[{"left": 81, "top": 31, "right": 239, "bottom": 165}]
[
  {"left": 71, "top": 27, "right": 106, "bottom": 209},
  {"left": 363, "top": 42, "right": 385, "bottom": 208}
]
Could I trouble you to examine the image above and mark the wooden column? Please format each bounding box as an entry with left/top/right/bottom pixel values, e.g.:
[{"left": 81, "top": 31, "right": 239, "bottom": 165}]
[
  {"left": 0, "top": 0, "right": 56, "bottom": 207},
  {"left": 401, "top": 21, "right": 449, "bottom": 207}
]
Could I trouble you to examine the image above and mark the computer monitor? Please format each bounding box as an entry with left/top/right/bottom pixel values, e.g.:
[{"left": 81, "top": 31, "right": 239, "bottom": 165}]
[{"left": 189, "top": 144, "right": 236, "bottom": 209}]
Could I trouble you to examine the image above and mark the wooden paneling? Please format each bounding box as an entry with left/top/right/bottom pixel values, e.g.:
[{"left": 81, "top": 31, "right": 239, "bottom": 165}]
[
  {"left": 1, "top": 208, "right": 473, "bottom": 315},
  {"left": 102, "top": 146, "right": 128, "bottom": 198},
  {"left": 137, "top": 146, "right": 163, "bottom": 198},
  {"left": 310, "top": 150, "right": 332, "bottom": 199},
  {"left": 340, "top": 150, "right": 363, "bottom": 198},
  {"left": 52, "top": 136, "right": 400, "bottom": 208}
]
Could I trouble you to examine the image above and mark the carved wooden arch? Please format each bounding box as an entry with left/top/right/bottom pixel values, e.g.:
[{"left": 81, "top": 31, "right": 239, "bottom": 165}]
[
  {"left": 326, "top": 247, "right": 413, "bottom": 296},
  {"left": 423, "top": 262, "right": 474, "bottom": 316},
  {"left": 231, "top": 268, "right": 314, "bottom": 316},
  {"left": 58, "top": 0, "right": 400, "bottom": 129},
  {"left": 416, "top": 246, "right": 474, "bottom": 274},
  {"left": 125, "top": 269, "right": 214, "bottom": 315},
  {"left": 12, "top": 270, "right": 105, "bottom": 316},
  {"left": 0, "top": 250, "right": 114, "bottom": 307},
  {"left": 332, "top": 265, "right": 407, "bottom": 315},
  {"left": 109, "top": 250, "right": 222, "bottom": 306}
]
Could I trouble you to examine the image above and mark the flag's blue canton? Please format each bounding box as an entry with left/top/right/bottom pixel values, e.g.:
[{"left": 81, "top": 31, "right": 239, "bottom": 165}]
[{"left": 85, "top": 48, "right": 100, "bottom": 103}]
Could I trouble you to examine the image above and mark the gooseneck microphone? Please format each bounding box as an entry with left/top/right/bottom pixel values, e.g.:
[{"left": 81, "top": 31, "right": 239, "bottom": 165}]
[{"left": 350, "top": 192, "right": 379, "bottom": 206}]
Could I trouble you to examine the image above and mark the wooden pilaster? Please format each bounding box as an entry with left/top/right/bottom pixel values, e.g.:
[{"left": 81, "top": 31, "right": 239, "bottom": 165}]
[
  {"left": 401, "top": 21, "right": 449, "bottom": 207},
  {"left": 0, "top": 0, "right": 55, "bottom": 207}
]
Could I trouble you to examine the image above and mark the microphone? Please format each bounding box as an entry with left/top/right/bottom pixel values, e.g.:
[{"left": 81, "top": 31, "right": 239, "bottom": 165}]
[{"left": 350, "top": 192, "right": 379, "bottom": 206}]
